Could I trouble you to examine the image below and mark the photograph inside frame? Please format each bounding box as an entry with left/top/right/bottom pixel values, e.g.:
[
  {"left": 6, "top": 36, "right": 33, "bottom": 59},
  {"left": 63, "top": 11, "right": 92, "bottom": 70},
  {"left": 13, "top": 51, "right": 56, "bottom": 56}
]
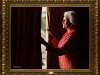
[{"left": 11, "top": 7, "right": 89, "bottom": 69}]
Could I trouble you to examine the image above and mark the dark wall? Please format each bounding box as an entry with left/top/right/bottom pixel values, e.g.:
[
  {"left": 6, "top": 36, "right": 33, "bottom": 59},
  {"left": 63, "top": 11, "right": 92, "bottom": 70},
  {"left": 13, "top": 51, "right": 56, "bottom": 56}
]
[{"left": 71, "top": 7, "right": 89, "bottom": 69}]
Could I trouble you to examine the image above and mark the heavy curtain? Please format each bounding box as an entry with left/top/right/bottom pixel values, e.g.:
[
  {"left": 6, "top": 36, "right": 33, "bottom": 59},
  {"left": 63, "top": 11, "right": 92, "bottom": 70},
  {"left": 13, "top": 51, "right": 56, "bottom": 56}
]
[
  {"left": 11, "top": 7, "right": 42, "bottom": 69},
  {"left": 47, "top": 7, "right": 89, "bottom": 69},
  {"left": 47, "top": 7, "right": 67, "bottom": 69}
]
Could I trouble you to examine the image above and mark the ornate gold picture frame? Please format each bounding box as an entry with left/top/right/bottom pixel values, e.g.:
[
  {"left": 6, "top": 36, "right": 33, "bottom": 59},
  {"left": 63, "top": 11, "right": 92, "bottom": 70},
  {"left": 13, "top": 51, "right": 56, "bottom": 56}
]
[{"left": 2, "top": 0, "right": 98, "bottom": 75}]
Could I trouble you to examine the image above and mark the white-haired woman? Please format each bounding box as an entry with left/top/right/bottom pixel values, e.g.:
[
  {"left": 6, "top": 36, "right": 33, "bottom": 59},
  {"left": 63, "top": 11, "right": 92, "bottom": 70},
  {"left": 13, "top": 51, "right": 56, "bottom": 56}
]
[{"left": 40, "top": 11, "right": 83, "bottom": 69}]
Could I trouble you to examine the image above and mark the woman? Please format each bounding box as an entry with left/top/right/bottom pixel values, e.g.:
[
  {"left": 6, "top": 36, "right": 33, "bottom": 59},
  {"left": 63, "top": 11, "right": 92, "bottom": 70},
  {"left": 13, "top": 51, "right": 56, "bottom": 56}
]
[{"left": 40, "top": 11, "right": 83, "bottom": 69}]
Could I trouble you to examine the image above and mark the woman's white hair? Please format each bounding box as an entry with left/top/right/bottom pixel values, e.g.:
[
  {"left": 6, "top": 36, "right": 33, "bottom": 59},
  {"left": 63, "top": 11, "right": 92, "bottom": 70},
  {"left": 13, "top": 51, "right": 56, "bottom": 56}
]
[{"left": 64, "top": 11, "right": 78, "bottom": 28}]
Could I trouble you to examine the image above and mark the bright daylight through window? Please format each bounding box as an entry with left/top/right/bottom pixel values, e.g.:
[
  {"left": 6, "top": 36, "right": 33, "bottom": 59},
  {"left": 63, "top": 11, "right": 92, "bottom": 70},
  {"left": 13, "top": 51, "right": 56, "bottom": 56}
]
[{"left": 41, "top": 7, "right": 48, "bottom": 69}]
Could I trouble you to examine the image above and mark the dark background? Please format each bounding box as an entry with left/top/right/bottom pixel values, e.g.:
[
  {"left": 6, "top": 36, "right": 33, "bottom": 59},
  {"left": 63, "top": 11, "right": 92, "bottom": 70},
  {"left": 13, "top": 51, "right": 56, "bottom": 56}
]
[
  {"left": 0, "top": 1, "right": 100, "bottom": 75},
  {"left": 11, "top": 7, "right": 42, "bottom": 69}
]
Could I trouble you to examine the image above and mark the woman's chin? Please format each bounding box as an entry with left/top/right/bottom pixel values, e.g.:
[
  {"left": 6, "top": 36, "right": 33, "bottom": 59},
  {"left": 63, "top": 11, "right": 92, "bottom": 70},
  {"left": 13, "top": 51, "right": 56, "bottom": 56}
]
[
  {"left": 63, "top": 27, "right": 67, "bottom": 29},
  {"left": 63, "top": 26, "right": 64, "bottom": 28}
]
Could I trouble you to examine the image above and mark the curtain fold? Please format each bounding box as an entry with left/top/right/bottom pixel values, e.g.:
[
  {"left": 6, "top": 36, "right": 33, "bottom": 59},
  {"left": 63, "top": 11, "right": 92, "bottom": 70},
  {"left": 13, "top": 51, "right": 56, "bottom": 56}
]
[
  {"left": 47, "top": 7, "right": 67, "bottom": 69},
  {"left": 11, "top": 7, "right": 42, "bottom": 69}
]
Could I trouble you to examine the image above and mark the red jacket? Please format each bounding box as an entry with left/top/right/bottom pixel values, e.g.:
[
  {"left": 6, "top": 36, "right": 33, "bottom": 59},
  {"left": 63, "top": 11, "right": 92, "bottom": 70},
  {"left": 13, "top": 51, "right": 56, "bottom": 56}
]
[{"left": 48, "top": 29, "right": 83, "bottom": 69}]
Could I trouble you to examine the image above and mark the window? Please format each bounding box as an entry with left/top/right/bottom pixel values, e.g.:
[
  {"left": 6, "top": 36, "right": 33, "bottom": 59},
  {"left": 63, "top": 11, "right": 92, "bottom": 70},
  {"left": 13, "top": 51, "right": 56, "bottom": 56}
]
[{"left": 41, "top": 7, "right": 48, "bottom": 69}]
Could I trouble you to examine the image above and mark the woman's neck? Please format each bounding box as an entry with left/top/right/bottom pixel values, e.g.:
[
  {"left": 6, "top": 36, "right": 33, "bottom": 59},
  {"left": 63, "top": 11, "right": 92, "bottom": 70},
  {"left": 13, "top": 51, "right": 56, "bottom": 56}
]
[{"left": 66, "top": 27, "right": 72, "bottom": 33}]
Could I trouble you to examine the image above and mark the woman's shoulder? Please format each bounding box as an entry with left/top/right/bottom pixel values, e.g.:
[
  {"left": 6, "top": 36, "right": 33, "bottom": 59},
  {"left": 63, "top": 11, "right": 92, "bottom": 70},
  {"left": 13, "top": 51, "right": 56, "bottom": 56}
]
[
  {"left": 70, "top": 28, "right": 79, "bottom": 34},
  {"left": 69, "top": 29, "right": 81, "bottom": 38}
]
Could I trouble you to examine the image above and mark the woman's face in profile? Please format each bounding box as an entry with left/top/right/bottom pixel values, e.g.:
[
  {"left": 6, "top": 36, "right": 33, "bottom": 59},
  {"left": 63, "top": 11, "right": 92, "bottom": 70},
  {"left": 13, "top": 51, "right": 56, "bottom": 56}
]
[{"left": 62, "top": 15, "right": 70, "bottom": 29}]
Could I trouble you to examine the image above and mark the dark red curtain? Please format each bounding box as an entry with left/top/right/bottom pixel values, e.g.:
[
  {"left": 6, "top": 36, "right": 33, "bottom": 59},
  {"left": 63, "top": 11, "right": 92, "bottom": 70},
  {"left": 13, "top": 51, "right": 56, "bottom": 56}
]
[
  {"left": 47, "top": 7, "right": 68, "bottom": 69},
  {"left": 11, "top": 7, "right": 42, "bottom": 69},
  {"left": 47, "top": 7, "right": 89, "bottom": 69}
]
